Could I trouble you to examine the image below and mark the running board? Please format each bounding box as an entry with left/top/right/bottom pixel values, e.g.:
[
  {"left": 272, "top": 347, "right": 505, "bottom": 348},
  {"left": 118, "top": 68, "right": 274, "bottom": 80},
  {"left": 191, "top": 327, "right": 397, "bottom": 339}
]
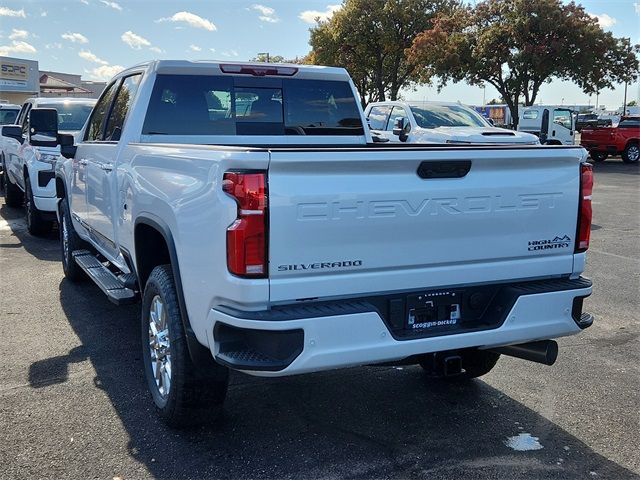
[{"left": 72, "top": 250, "right": 138, "bottom": 305}]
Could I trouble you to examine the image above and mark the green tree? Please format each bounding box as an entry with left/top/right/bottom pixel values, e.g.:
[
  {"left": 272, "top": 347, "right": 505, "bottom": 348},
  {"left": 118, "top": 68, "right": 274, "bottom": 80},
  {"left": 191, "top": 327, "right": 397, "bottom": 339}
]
[
  {"left": 308, "top": 0, "right": 457, "bottom": 106},
  {"left": 408, "top": 0, "right": 640, "bottom": 127},
  {"left": 627, "top": 100, "right": 638, "bottom": 107}
]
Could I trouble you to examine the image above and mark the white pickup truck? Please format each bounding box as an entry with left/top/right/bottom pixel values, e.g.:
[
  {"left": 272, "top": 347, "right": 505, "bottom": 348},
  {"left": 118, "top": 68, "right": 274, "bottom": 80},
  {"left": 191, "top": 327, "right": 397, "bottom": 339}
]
[
  {"left": 1, "top": 97, "right": 95, "bottom": 235},
  {"left": 365, "top": 101, "right": 539, "bottom": 145},
  {"left": 15, "top": 61, "right": 593, "bottom": 427}
]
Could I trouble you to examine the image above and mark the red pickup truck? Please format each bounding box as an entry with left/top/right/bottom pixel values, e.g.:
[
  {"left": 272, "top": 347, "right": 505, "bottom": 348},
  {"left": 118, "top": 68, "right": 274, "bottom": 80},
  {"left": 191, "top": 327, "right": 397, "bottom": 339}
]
[{"left": 580, "top": 116, "right": 640, "bottom": 163}]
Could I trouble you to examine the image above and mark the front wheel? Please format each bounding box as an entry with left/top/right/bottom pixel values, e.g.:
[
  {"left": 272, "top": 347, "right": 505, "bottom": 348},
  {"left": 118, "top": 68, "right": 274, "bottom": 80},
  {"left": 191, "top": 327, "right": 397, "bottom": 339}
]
[
  {"left": 25, "top": 177, "right": 53, "bottom": 236},
  {"left": 622, "top": 143, "right": 640, "bottom": 163},
  {"left": 142, "top": 265, "right": 229, "bottom": 428},
  {"left": 59, "top": 199, "right": 87, "bottom": 282},
  {"left": 590, "top": 152, "right": 608, "bottom": 162}
]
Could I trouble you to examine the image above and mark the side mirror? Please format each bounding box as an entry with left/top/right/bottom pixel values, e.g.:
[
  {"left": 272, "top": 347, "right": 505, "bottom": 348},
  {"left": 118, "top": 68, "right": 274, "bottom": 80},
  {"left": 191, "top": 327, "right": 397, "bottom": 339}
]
[
  {"left": 1, "top": 125, "right": 23, "bottom": 144},
  {"left": 392, "top": 117, "right": 410, "bottom": 141},
  {"left": 29, "top": 108, "right": 58, "bottom": 147},
  {"left": 58, "top": 133, "right": 77, "bottom": 159}
]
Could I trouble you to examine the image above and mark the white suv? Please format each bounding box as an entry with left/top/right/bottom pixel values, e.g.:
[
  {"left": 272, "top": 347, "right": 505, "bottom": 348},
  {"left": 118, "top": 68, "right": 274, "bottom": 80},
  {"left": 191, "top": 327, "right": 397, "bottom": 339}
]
[{"left": 1, "top": 97, "right": 95, "bottom": 235}]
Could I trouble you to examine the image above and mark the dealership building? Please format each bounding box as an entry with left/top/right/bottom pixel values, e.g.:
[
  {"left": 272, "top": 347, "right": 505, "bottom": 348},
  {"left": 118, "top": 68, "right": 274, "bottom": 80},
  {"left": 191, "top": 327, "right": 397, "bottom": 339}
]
[{"left": 0, "top": 56, "right": 106, "bottom": 105}]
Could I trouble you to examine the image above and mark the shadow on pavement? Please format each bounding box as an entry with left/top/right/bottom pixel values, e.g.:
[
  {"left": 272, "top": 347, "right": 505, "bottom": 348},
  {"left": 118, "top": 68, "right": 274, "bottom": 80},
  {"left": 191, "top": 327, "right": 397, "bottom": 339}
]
[
  {"left": 0, "top": 197, "right": 59, "bottom": 262},
  {"left": 590, "top": 157, "right": 639, "bottom": 176},
  {"left": 34, "top": 277, "right": 639, "bottom": 480}
]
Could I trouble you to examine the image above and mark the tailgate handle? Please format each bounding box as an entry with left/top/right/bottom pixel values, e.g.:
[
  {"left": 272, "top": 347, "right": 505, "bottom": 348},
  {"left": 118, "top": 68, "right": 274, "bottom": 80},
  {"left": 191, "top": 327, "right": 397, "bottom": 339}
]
[{"left": 417, "top": 160, "right": 472, "bottom": 179}]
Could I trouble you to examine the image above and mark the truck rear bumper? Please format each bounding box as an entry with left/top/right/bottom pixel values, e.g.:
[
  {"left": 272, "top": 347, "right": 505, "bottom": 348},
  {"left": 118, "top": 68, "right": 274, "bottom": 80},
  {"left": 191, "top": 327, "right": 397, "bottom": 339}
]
[{"left": 206, "top": 278, "right": 592, "bottom": 377}]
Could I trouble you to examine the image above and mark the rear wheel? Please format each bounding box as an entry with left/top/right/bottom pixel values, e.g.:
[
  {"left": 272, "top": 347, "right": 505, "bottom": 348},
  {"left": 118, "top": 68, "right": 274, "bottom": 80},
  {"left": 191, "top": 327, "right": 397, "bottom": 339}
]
[
  {"left": 25, "top": 176, "right": 53, "bottom": 236},
  {"left": 590, "top": 152, "right": 608, "bottom": 162},
  {"left": 419, "top": 348, "right": 500, "bottom": 380},
  {"left": 3, "top": 165, "right": 23, "bottom": 207},
  {"left": 142, "top": 265, "right": 229, "bottom": 428},
  {"left": 622, "top": 143, "right": 640, "bottom": 163}
]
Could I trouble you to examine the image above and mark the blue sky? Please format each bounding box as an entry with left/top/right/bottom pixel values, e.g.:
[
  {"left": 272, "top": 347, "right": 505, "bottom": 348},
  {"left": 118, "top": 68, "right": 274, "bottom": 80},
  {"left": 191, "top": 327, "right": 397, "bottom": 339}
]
[{"left": 0, "top": 0, "right": 638, "bottom": 109}]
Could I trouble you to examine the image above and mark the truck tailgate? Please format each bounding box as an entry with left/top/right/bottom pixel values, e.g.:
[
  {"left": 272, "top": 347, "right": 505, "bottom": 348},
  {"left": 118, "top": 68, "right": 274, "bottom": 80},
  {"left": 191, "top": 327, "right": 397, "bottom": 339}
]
[{"left": 267, "top": 146, "right": 583, "bottom": 303}]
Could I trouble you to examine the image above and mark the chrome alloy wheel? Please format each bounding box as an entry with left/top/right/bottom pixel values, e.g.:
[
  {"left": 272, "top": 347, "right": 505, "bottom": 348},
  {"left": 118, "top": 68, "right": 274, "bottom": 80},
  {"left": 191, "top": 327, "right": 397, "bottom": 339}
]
[
  {"left": 627, "top": 144, "right": 640, "bottom": 162},
  {"left": 148, "top": 295, "right": 171, "bottom": 398}
]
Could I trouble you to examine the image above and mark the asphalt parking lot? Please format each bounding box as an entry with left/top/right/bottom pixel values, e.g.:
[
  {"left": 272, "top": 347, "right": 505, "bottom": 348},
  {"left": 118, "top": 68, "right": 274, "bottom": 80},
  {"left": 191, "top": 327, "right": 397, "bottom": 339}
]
[{"left": 0, "top": 158, "right": 638, "bottom": 480}]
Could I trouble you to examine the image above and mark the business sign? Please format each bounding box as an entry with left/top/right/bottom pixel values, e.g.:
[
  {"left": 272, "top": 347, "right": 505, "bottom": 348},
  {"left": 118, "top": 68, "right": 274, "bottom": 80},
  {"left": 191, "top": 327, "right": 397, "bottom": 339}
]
[
  {"left": 1, "top": 61, "right": 28, "bottom": 82},
  {"left": 0, "top": 56, "right": 38, "bottom": 93}
]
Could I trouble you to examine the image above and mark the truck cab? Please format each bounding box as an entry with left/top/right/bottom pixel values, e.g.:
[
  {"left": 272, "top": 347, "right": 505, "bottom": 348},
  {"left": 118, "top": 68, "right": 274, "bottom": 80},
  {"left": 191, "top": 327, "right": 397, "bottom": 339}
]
[{"left": 518, "top": 106, "right": 576, "bottom": 145}]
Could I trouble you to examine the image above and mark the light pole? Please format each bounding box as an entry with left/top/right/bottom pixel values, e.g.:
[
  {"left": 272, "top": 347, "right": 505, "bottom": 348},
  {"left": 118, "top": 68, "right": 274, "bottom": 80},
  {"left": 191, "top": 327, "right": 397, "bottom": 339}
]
[{"left": 623, "top": 80, "right": 628, "bottom": 115}]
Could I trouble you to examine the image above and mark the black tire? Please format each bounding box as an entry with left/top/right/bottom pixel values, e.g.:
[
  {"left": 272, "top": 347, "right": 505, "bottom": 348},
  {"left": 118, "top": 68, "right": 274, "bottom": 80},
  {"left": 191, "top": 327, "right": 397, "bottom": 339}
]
[
  {"left": 590, "top": 152, "right": 608, "bottom": 162},
  {"left": 622, "top": 143, "right": 640, "bottom": 164},
  {"left": 25, "top": 176, "right": 53, "bottom": 236},
  {"left": 419, "top": 348, "right": 500, "bottom": 380},
  {"left": 141, "top": 265, "right": 229, "bottom": 428},
  {"left": 3, "top": 163, "right": 23, "bottom": 208},
  {"left": 59, "top": 198, "right": 87, "bottom": 282}
]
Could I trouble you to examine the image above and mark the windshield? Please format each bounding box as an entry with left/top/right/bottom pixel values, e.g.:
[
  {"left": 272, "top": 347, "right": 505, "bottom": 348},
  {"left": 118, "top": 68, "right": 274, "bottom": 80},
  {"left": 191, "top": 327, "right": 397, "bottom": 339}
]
[
  {"left": 409, "top": 104, "right": 489, "bottom": 128},
  {"left": 41, "top": 103, "right": 94, "bottom": 131},
  {"left": 0, "top": 109, "right": 19, "bottom": 125}
]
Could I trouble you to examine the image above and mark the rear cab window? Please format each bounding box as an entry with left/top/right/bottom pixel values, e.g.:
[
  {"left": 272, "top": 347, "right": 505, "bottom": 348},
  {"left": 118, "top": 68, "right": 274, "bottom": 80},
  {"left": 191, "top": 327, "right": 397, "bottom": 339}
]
[{"left": 142, "top": 74, "right": 364, "bottom": 137}]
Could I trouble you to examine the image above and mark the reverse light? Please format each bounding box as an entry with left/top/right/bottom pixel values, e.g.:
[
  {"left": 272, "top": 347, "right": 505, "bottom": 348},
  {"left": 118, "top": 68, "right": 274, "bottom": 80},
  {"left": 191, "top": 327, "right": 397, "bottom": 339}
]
[
  {"left": 575, "top": 163, "right": 593, "bottom": 253},
  {"left": 223, "top": 171, "right": 268, "bottom": 277}
]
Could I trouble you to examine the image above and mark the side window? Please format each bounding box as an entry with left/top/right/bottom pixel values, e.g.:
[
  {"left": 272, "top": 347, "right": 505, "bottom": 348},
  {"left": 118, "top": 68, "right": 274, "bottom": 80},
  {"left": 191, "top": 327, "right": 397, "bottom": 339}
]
[
  {"left": 367, "top": 106, "right": 391, "bottom": 130},
  {"left": 104, "top": 74, "right": 142, "bottom": 141},
  {"left": 386, "top": 106, "right": 407, "bottom": 131},
  {"left": 553, "top": 109, "right": 572, "bottom": 129},
  {"left": 85, "top": 81, "right": 119, "bottom": 141}
]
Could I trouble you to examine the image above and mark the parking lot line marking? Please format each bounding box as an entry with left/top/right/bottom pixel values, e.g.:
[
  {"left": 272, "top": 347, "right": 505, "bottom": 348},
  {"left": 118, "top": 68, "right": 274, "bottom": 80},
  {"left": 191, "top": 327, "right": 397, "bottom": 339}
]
[{"left": 588, "top": 248, "right": 640, "bottom": 263}]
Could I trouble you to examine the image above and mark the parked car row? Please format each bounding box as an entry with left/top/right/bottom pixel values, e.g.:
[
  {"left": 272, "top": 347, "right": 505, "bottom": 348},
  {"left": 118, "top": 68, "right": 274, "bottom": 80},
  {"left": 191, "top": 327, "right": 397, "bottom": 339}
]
[{"left": 1, "top": 61, "right": 594, "bottom": 429}]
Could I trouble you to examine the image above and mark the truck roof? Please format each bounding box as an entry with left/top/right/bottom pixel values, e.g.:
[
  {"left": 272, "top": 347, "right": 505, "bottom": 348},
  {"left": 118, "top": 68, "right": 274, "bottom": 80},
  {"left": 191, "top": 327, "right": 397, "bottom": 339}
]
[
  {"left": 118, "top": 60, "right": 351, "bottom": 82},
  {"left": 25, "top": 97, "right": 97, "bottom": 106}
]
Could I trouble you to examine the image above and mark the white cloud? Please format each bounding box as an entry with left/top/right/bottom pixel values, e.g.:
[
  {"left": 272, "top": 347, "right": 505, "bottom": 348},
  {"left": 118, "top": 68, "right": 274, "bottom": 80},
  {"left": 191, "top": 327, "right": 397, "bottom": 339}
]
[
  {"left": 251, "top": 4, "right": 279, "bottom": 23},
  {"left": 100, "top": 0, "right": 122, "bottom": 11},
  {"left": 634, "top": 2, "right": 640, "bottom": 14},
  {"left": 149, "top": 46, "right": 163, "bottom": 53},
  {"left": 588, "top": 12, "right": 617, "bottom": 28},
  {"left": 89, "top": 64, "right": 124, "bottom": 81},
  {"left": 40, "top": 11, "right": 47, "bottom": 17},
  {"left": 0, "top": 7, "right": 26, "bottom": 18},
  {"left": 9, "top": 29, "right": 28, "bottom": 40},
  {"left": 209, "top": 48, "right": 216, "bottom": 53},
  {"left": 189, "top": 44, "right": 202, "bottom": 52},
  {"left": 45, "top": 42, "right": 63, "bottom": 49},
  {"left": 121, "top": 30, "right": 150, "bottom": 49},
  {"left": 157, "top": 11, "right": 216, "bottom": 31},
  {"left": 62, "top": 32, "right": 89, "bottom": 44},
  {"left": 299, "top": 4, "right": 340, "bottom": 24},
  {"left": 0, "top": 40, "right": 37, "bottom": 56},
  {"left": 80, "top": 0, "right": 89, "bottom": 4},
  {"left": 79, "top": 50, "right": 108, "bottom": 65},
  {"left": 221, "top": 49, "right": 239, "bottom": 57}
]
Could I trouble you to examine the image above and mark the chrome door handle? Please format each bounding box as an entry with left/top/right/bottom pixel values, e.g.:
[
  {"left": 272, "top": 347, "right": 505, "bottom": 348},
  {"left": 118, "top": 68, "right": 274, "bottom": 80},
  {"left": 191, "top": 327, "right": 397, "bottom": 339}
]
[{"left": 100, "top": 163, "right": 114, "bottom": 172}]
